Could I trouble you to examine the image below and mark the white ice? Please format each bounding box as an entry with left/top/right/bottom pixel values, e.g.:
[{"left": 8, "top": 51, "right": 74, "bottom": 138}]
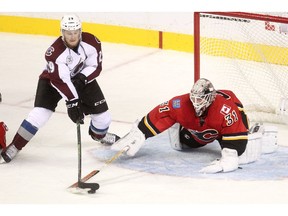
[{"left": 0, "top": 33, "right": 287, "bottom": 214}]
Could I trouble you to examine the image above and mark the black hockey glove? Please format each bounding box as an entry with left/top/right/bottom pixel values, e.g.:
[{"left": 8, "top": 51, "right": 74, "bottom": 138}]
[
  {"left": 66, "top": 99, "right": 84, "bottom": 124},
  {"left": 72, "top": 73, "right": 87, "bottom": 92}
]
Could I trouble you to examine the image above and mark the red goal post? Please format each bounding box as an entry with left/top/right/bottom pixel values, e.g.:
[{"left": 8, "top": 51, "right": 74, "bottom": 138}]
[{"left": 194, "top": 12, "right": 288, "bottom": 124}]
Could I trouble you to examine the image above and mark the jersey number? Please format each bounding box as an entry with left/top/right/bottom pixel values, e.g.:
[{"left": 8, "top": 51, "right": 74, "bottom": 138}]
[
  {"left": 224, "top": 110, "right": 238, "bottom": 126},
  {"left": 98, "top": 51, "right": 103, "bottom": 63}
]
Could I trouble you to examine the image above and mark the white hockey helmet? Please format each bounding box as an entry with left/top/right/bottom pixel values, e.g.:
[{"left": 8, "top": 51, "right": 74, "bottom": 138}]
[
  {"left": 60, "top": 14, "right": 82, "bottom": 31},
  {"left": 190, "top": 78, "right": 216, "bottom": 117}
]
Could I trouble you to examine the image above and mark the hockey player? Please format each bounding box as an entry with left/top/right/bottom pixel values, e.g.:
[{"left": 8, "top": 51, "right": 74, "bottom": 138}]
[
  {"left": 0, "top": 122, "right": 8, "bottom": 153},
  {"left": 111, "top": 78, "right": 278, "bottom": 173},
  {"left": 0, "top": 14, "right": 119, "bottom": 163}
]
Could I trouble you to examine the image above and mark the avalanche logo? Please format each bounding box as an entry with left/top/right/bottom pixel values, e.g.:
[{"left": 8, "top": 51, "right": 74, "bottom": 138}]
[
  {"left": 220, "top": 104, "right": 231, "bottom": 115},
  {"left": 66, "top": 55, "right": 73, "bottom": 64},
  {"left": 172, "top": 99, "right": 181, "bottom": 109},
  {"left": 45, "top": 46, "right": 54, "bottom": 56}
]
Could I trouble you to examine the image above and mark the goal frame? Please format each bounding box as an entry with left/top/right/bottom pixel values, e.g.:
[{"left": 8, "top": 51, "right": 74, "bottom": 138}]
[{"left": 194, "top": 12, "right": 288, "bottom": 82}]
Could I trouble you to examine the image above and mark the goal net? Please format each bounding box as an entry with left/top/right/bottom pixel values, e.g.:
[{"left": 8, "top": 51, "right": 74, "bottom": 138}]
[{"left": 194, "top": 12, "right": 288, "bottom": 124}]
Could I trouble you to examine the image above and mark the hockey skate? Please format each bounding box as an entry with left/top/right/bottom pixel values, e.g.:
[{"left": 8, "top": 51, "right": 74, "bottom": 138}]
[
  {"left": 89, "top": 128, "right": 120, "bottom": 145},
  {"left": 0, "top": 144, "right": 19, "bottom": 163},
  {"left": 100, "top": 133, "right": 120, "bottom": 145}
]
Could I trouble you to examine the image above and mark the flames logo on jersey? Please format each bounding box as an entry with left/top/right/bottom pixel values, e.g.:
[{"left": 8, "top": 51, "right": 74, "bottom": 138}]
[{"left": 187, "top": 128, "right": 219, "bottom": 143}]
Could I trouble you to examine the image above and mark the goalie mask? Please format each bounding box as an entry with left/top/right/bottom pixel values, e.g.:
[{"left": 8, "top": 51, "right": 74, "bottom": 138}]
[{"left": 190, "top": 78, "right": 216, "bottom": 117}]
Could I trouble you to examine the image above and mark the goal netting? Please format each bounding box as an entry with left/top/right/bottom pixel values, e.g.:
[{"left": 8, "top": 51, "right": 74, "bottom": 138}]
[{"left": 194, "top": 12, "right": 288, "bottom": 124}]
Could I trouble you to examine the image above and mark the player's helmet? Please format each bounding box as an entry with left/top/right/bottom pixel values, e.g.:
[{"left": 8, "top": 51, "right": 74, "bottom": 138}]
[
  {"left": 190, "top": 78, "right": 216, "bottom": 117},
  {"left": 60, "top": 14, "right": 82, "bottom": 31}
]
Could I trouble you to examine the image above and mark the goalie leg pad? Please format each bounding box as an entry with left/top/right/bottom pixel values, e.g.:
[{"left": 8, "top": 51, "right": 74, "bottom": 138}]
[
  {"left": 261, "top": 125, "right": 278, "bottom": 154},
  {"left": 111, "top": 120, "right": 145, "bottom": 156},
  {"left": 239, "top": 132, "right": 262, "bottom": 165},
  {"left": 168, "top": 123, "right": 183, "bottom": 151}
]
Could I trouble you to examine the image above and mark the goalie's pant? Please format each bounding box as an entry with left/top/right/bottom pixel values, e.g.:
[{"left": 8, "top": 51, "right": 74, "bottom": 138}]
[
  {"left": 168, "top": 123, "right": 207, "bottom": 150},
  {"left": 169, "top": 123, "right": 278, "bottom": 165},
  {"left": 169, "top": 123, "right": 248, "bottom": 156}
]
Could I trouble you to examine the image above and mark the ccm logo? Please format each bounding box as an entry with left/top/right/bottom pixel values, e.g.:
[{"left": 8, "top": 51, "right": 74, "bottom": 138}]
[{"left": 95, "top": 99, "right": 106, "bottom": 106}]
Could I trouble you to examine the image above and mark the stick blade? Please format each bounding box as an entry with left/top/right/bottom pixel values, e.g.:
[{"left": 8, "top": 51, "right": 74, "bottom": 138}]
[
  {"left": 78, "top": 181, "right": 100, "bottom": 193},
  {"left": 67, "top": 182, "right": 100, "bottom": 194},
  {"left": 68, "top": 170, "right": 99, "bottom": 188}
]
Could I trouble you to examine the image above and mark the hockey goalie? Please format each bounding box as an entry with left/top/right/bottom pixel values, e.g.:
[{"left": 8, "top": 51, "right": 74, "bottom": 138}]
[{"left": 111, "top": 78, "right": 278, "bottom": 173}]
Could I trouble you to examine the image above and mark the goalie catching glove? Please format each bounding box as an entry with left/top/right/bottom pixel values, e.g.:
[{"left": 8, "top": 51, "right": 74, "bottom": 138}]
[
  {"left": 199, "top": 148, "right": 239, "bottom": 174},
  {"left": 111, "top": 120, "right": 145, "bottom": 156}
]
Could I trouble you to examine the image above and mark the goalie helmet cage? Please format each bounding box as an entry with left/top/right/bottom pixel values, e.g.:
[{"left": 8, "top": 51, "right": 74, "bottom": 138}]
[{"left": 194, "top": 12, "right": 288, "bottom": 124}]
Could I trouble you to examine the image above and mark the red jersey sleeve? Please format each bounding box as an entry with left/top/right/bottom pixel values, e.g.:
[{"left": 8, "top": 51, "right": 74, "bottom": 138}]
[{"left": 138, "top": 94, "right": 194, "bottom": 138}]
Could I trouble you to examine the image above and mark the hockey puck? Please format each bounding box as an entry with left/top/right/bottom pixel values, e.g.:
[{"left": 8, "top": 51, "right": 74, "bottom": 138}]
[{"left": 88, "top": 189, "right": 96, "bottom": 194}]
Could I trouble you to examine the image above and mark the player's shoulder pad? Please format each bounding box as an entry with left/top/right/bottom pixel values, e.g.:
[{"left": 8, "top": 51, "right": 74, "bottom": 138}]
[
  {"left": 82, "top": 32, "right": 101, "bottom": 46},
  {"left": 45, "top": 36, "right": 66, "bottom": 62}
]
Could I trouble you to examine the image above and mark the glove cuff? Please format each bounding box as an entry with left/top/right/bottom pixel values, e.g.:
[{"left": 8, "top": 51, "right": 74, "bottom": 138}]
[{"left": 66, "top": 99, "right": 79, "bottom": 108}]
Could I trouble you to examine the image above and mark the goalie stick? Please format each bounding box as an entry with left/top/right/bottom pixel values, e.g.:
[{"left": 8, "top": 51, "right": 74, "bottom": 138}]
[{"left": 68, "top": 141, "right": 129, "bottom": 189}]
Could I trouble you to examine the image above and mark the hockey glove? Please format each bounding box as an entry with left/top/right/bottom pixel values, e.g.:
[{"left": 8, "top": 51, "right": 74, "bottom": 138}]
[
  {"left": 199, "top": 148, "right": 239, "bottom": 174},
  {"left": 111, "top": 120, "right": 145, "bottom": 156},
  {"left": 66, "top": 99, "right": 84, "bottom": 124},
  {"left": 72, "top": 73, "right": 87, "bottom": 92}
]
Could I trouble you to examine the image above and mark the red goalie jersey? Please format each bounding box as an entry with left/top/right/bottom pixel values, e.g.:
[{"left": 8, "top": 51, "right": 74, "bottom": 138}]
[{"left": 138, "top": 90, "right": 249, "bottom": 152}]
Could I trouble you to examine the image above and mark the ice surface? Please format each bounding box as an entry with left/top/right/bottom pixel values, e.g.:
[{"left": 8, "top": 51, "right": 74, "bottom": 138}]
[{"left": 0, "top": 33, "right": 287, "bottom": 214}]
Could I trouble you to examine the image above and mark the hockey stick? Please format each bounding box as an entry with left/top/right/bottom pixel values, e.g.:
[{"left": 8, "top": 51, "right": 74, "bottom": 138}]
[
  {"left": 97, "top": 145, "right": 130, "bottom": 172},
  {"left": 68, "top": 145, "right": 129, "bottom": 188},
  {"left": 74, "top": 122, "right": 99, "bottom": 194}
]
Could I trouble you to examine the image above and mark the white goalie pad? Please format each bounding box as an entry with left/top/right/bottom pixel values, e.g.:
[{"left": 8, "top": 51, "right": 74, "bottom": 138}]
[
  {"left": 239, "top": 124, "right": 278, "bottom": 165},
  {"left": 199, "top": 148, "right": 239, "bottom": 174},
  {"left": 168, "top": 123, "right": 183, "bottom": 151},
  {"left": 261, "top": 125, "right": 278, "bottom": 154},
  {"left": 239, "top": 132, "right": 262, "bottom": 165},
  {"left": 276, "top": 97, "right": 288, "bottom": 116},
  {"left": 111, "top": 120, "right": 145, "bottom": 156}
]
